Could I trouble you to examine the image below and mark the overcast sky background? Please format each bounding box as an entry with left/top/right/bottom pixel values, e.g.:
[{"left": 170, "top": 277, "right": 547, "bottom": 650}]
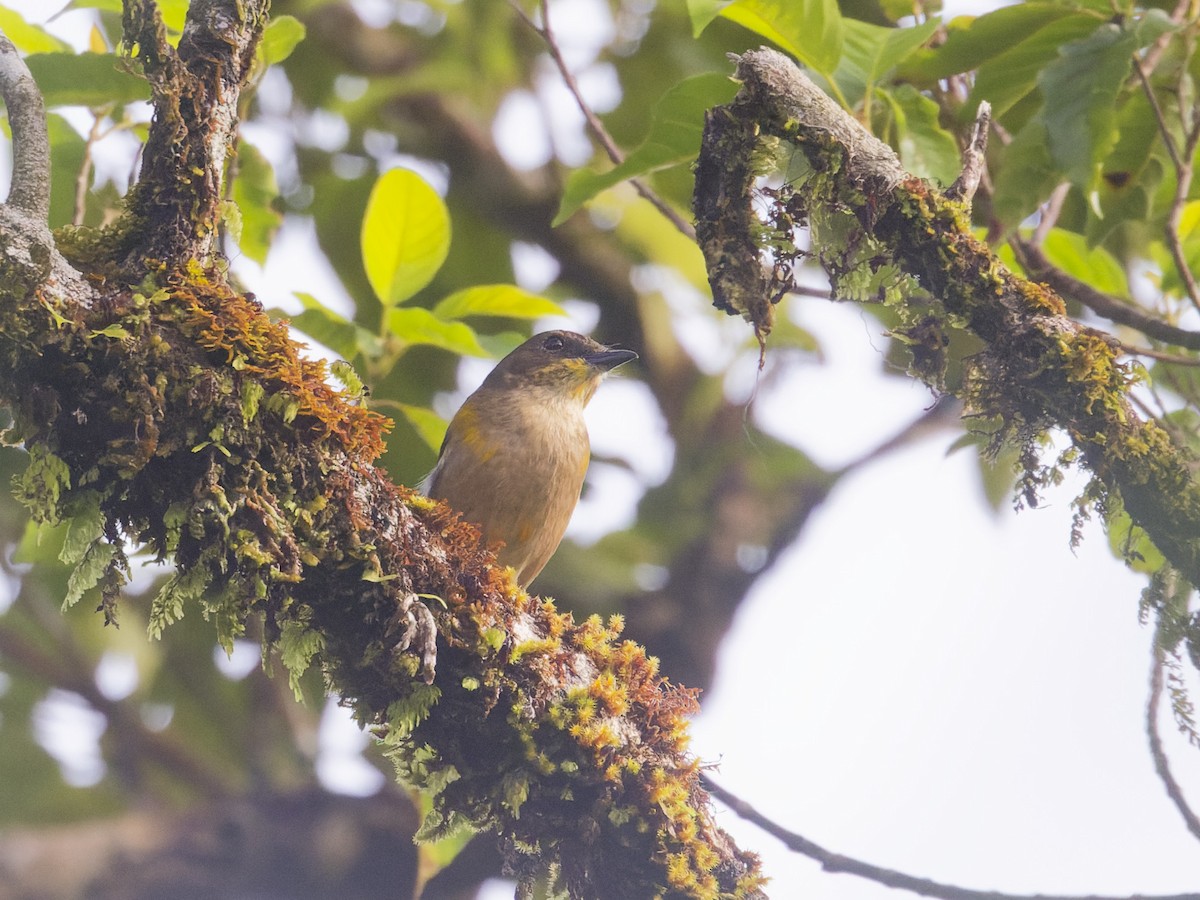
[{"left": 2, "top": 1, "right": 1199, "bottom": 898}]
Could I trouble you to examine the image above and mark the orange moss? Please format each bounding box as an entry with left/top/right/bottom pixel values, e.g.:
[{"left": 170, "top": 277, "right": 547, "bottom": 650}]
[{"left": 167, "top": 273, "right": 392, "bottom": 460}]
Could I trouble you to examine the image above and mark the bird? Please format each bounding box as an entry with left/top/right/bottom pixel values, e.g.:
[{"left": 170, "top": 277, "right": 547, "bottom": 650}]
[{"left": 426, "top": 330, "right": 637, "bottom": 587}]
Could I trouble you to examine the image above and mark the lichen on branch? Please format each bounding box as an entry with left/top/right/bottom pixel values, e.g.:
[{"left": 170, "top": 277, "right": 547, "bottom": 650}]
[{"left": 693, "top": 48, "right": 1200, "bottom": 610}]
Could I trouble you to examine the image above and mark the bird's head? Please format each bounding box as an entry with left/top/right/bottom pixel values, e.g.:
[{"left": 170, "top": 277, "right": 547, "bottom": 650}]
[{"left": 482, "top": 330, "right": 638, "bottom": 405}]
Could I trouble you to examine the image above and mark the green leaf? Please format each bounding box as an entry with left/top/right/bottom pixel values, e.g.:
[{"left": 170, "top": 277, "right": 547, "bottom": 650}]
[
  {"left": 880, "top": 84, "right": 960, "bottom": 185},
  {"left": 46, "top": 113, "right": 86, "bottom": 229},
  {"left": 65, "top": 0, "right": 122, "bottom": 11},
  {"left": 386, "top": 684, "right": 441, "bottom": 739},
  {"left": 1040, "top": 229, "right": 1129, "bottom": 297},
  {"left": 148, "top": 566, "right": 208, "bottom": 639},
  {"left": 686, "top": 0, "right": 728, "bottom": 34},
  {"left": 433, "top": 285, "right": 564, "bottom": 321},
  {"left": 1036, "top": 13, "right": 1176, "bottom": 200},
  {"left": 832, "top": 18, "right": 939, "bottom": 111},
  {"left": 90, "top": 324, "right": 129, "bottom": 339},
  {"left": 1039, "top": 24, "right": 1136, "bottom": 193},
  {"left": 1084, "top": 90, "right": 1165, "bottom": 247},
  {"left": 232, "top": 142, "right": 282, "bottom": 265},
  {"left": 240, "top": 381, "right": 265, "bottom": 424},
  {"left": 719, "top": 0, "right": 843, "bottom": 77},
  {"left": 1107, "top": 503, "right": 1165, "bottom": 574},
  {"left": 555, "top": 73, "right": 739, "bottom": 224},
  {"left": 398, "top": 403, "right": 447, "bottom": 453},
  {"left": 971, "top": 13, "right": 1106, "bottom": 124},
  {"left": 26, "top": 53, "right": 150, "bottom": 107},
  {"left": 16, "top": 446, "right": 71, "bottom": 523},
  {"left": 0, "top": 7, "right": 69, "bottom": 53},
  {"left": 361, "top": 168, "right": 451, "bottom": 307},
  {"left": 386, "top": 308, "right": 489, "bottom": 357},
  {"left": 992, "top": 119, "right": 1061, "bottom": 231},
  {"left": 69, "top": 0, "right": 188, "bottom": 31},
  {"left": 259, "top": 15, "right": 305, "bottom": 65},
  {"left": 904, "top": 4, "right": 1095, "bottom": 83},
  {"left": 288, "top": 293, "right": 381, "bottom": 361}
]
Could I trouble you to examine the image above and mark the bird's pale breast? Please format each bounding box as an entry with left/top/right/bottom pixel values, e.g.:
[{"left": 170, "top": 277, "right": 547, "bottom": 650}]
[{"left": 429, "top": 390, "right": 590, "bottom": 586}]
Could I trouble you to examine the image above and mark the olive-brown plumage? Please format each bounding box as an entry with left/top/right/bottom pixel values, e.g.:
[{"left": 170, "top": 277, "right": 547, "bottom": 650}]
[{"left": 426, "top": 331, "right": 637, "bottom": 587}]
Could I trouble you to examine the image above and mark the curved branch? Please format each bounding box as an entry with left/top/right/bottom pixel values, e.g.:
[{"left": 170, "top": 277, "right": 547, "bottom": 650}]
[
  {"left": 704, "top": 776, "right": 1200, "bottom": 900},
  {"left": 0, "top": 30, "right": 48, "bottom": 221},
  {"left": 1148, "top": 644, "right": 1200, "bottom": 843},
  {"left": 1013, "top": 240, "right": 1200, "bottom": 352},
  {"left": 695, "top": 48, "right": 1200, "bottom": 589}
]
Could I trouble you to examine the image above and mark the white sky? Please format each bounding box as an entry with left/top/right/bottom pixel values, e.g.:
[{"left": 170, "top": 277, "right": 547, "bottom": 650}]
[{"left": 2, "top": 2, "right": 1198, "bottom": 899}]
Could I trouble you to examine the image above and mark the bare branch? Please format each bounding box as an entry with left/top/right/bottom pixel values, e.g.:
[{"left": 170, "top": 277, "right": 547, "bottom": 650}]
[
  {"left": 1012, "top": 239, "right": 1200, "bottom": 351},
  {"left": 510, "top": 0, "right": 697, "bottom": 240},
  {"left": 1148, "top": 642, "right": 1200, "bottom": 843},
  {"left": 946, "top": 101, "right": 990, "bottom": 205},
  {"left": 704, "top": 776, "right": 1200, "bottom": 900},
  {"left": 0, "top": 29, "right": 49, "bottom": 222},
  {"left": 1134, "top": 57, "right": 1200, "bottom": 314}
]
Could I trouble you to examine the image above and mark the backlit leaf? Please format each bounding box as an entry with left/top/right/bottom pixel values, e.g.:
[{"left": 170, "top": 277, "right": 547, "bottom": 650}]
[
  {"left": 27, "top": 53, "right": 150, "bottom": 107},
  {"left": 0, "top": 7, "right": 69, "bottom": 53},
  {"left": 433, "top": 285, "right": 564, "bottom": 321},
  {"left": 719, "top": 0, "right": 843, "bottom": 77},
  {"left": 361, "top": 169, "right": 451, "bottom": 307},
  {"left": 260, "top": 15, "right": 305, "bottom": 65},
  {"left": 386, "top": 308, "right": 489, "bottom": 357}
]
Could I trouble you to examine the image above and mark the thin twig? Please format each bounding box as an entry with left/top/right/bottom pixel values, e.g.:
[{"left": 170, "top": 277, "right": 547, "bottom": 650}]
[
  {"left": 1135, "top": 57, "right": 1200, "bottom": 313},
  {"left": 1116, "top": 341, "right": 1200, "bottom": 366},
  {"left": 0, "top": 29, "right": 50, "bottom": 221},
  {"left": 74, "top": 109, "right": 111, "bottom": 226},
  {"left": 946, "top": 101, "right": 990, "bottom": 204},
  {"left": 703, "top": 774, "right": 1200, "bottom": 900},
  {"left": 509, "top": 0, "right": 696, "bottom": 240},
  {"left": 1134, "top": 59, "right": 1182, "bottom": 170},
  {"left": 1030, "top": 183, "right": 1069, "bottom": 247},
  {"left": 1140, "top": 0, "right": 1196, "bottom": 76},
  {"left": 1147, "top": 640, "right": 1200, "bottom": 843}
]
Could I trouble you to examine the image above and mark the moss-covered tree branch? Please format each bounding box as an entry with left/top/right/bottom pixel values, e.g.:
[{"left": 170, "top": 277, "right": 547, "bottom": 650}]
[
  {"left": 695, "top": 48, "right": 1200, "bottom": 600},
  {"left": 0, "top": 2, "right": 765, "bottom": 897},
  {"left": 115, "top": 0, "right": 266, "bottom": 272}
]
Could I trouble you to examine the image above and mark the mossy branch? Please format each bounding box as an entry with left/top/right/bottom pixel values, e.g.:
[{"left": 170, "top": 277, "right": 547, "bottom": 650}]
[
  {"left": 0, "top": 3, "right": 765, "bottom": 897},
  {"left": 115, "top": 0, "right": 267, "bottom": 273},
  {"left": 694, "top": 48, "right": 1200, "bottom": 593}
]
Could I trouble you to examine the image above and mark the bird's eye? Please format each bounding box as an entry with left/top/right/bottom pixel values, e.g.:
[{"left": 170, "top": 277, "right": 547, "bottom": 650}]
[{"left": 543, "top": 334, "right": 565, "bottom": 352}]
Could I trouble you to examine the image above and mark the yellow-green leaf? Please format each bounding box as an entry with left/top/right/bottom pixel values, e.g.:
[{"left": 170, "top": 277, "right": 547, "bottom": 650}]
[
  {"left": 386, "top": 308, "right": 489, "bottom": 357},
  {"left": 433, "top": 285, "right": 564, "bottom": 321},
  {"left": 398, "top": 403, "right": 448, "bottom": 453},
  {"left": 0, "top": 8, "right": 69, "bottom": 53},
  {"left": 361, "top": 169, "right": 451, "bottom": 307},
  {"left": 260, "top": 15, "right": 305, "bottom": 65},
  {"left": 719, "top": 0, "right": 843, "bottom": 78}
]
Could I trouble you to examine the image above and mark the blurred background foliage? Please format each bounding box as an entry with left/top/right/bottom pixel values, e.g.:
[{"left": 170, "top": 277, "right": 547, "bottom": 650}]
[{"left": 2, "top": 0, "right": 1200, "bottom": 896}]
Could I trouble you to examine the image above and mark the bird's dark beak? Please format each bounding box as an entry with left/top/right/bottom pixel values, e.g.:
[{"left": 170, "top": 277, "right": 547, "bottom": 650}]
[{"left": 586, "top": 348, "right": 638, "bottom": 372}]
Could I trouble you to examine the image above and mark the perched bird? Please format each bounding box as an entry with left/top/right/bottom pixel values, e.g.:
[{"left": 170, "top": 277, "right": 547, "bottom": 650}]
[{"left": 426, "top": 330, "right": 637, "bottom": 587}]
